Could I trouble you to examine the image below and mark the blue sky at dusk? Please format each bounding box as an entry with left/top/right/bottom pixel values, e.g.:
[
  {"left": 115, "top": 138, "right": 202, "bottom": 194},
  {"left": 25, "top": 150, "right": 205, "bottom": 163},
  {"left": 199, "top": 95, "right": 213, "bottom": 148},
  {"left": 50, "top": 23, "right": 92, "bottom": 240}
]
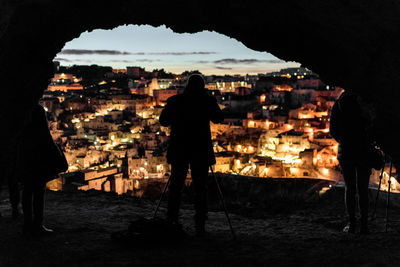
[{"left": 56, "top": 25, "right": 300, "bottom": 75}]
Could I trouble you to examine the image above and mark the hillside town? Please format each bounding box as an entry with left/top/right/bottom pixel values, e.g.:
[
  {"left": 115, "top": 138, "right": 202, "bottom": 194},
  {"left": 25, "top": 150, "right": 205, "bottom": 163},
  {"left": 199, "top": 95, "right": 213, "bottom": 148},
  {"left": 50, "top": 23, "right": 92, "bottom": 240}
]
[{"left": 42, "top": 63, "right": 344, "bottom": 194}]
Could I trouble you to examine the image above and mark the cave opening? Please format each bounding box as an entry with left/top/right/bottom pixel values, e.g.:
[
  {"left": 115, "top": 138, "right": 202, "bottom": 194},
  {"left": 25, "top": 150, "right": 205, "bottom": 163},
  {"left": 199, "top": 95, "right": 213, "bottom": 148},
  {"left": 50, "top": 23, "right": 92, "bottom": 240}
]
[
  {"left": 47, "top": 24, "right": 319, "bottom": 189},
  {"left": 3, "top": 2, "right": 400, "bottom": 264}
]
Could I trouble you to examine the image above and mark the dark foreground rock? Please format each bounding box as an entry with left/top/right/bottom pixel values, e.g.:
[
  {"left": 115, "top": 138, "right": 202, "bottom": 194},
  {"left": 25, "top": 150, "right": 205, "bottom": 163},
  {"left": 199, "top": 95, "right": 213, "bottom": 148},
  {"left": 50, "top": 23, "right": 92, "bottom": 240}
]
[{"left": 1, "top": 186, "right": 400, "bottom": 266}]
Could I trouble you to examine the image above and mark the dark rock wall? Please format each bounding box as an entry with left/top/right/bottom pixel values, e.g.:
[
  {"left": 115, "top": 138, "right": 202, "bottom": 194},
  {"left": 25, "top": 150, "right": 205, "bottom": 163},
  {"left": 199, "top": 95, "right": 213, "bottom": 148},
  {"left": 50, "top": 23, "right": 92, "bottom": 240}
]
[{"left": 1, "top": 0, "right": 400, "bottom": 169}]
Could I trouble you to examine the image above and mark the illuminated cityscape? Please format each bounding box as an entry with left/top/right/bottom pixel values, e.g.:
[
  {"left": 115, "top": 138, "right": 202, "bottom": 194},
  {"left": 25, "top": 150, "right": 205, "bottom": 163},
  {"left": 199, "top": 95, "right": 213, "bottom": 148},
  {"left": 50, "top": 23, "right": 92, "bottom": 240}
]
[{"left": 42, "top": 63, "right": 372, "bottom": 195}]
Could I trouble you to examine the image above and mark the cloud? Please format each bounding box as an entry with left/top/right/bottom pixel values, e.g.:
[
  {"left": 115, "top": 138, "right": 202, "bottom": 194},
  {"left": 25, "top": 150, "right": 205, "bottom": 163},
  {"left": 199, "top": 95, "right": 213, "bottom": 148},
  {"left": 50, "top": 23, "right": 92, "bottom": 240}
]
[
  {"left": 58, "top": 49, "right": 217, "bottom": 56},
  {"left": 214, "top": 58, "right": 259, "bottom": 64},
  {"left": 266, "top": 59, "right": 285, "bottom": 64},
  {"left": 109, "top": 59, "right": 161, "bottom": 63},
  {"left": 196, "top": 58, "right": 285, "bottom": 65},
  {"left": 53, "top": 57, "right": 93, "bottom": 63},
  {"left": 148, "top": 52, "right": 217, "bottom": 56},
  {"left": 59, "top": 49, "right": 131, "bottom": 55},
  {"left": 213, "top": 58, "right": 285, "bottom": 65},
  {"left": 137, "top": 59, "right": 161, "bottom": 62},
  {"left": 196, "top": 60, "right": 210, "bottom": 64},
  {"left": 54, "top": 57, "right": 72, "bottom": 62},
  {"left": 109, "top": 60, "right": 132, "bottom": 63},
  {"left": 215, "top": 66, "right": 233, "bottom": 70}
]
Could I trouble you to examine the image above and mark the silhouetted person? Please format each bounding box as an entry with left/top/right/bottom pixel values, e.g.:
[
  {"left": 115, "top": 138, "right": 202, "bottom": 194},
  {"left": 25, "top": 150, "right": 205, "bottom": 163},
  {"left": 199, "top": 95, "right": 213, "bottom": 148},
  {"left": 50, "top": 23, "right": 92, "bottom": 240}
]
[
  {"left": 16, "top": 100, "right": 67, "bottom": 236},
  {"left": 159, "top": 74, "right": 223, "bottom": 235},
  {"left": 330, "top": 91, "right": 374, "bottom": 234}
]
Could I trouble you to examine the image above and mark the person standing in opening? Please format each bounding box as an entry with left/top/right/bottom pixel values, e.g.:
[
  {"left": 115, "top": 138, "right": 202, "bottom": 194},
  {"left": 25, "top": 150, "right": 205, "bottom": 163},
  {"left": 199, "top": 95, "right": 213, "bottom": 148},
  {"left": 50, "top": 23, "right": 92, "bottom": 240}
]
[
  {"left": 16, "top": 95, "right": 67, "bottom": 236},
  {"left": 159, "top": 74, "right": 223, "bottom": 236},
  {"left": 330, "top": 91, "right": 376, "bottom": 234}
]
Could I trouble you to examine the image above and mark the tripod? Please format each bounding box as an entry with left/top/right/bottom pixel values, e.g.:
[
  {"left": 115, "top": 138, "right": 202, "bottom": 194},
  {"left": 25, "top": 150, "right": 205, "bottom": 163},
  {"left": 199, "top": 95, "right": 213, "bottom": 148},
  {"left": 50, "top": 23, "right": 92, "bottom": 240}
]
[
  {"left": 153, "top": 166, "right": 236, "bottom": 240},
  {"left": 371, "top": 155, "right": 394, "bottom": 233},
  {"left": 210, "top": 165, "right": 236, "bottom": 240},
  {"left": 153, "top": 174, "right": 172, "bottom": 219}
]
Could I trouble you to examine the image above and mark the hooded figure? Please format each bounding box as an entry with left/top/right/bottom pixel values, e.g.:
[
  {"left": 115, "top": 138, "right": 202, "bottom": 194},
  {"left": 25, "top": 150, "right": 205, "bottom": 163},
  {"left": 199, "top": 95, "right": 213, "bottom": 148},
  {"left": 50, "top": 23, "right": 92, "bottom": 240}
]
[{"left": 160, "top": 74, "right": 223, "bottom": 235}]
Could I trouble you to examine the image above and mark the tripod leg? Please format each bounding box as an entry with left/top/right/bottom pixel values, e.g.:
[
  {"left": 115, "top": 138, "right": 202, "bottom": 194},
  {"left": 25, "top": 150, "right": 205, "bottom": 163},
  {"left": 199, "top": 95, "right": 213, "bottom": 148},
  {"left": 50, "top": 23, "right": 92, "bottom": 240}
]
[
  {"left": 371, "top": 160, "right": 386, "bottom": 221},
  {"left": 153, "top": 174, "right": 172, "bottom": 219},
  {"left": 210, "top": 166, "right": 236, "bottom": 240},
  {"left": 385, "top": 160, "right": 393, "bottom": 233}
]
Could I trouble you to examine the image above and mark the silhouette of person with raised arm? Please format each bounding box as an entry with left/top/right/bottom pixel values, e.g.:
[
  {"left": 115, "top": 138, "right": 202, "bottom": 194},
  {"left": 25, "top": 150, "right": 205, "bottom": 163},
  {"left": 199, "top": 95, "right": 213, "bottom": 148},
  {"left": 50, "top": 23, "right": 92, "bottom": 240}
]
[
  {"left": 330, "top": 91, "right": 376, "bottom": 234},
  {"left": 159, "top": 74, "right": 223, "bottom": 236},
  {"left": 16, "top": 93, "right": 67, "bottom": 236}
]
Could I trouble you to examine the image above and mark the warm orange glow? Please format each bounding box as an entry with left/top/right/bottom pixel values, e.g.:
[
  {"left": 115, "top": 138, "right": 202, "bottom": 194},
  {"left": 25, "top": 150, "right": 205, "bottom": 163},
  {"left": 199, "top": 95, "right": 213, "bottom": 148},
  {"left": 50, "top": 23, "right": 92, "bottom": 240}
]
[
  {"left": 273, "top": 84, "right": 293, "bottom": 92},
  {"left": 285, "top": 124, "right": 293, "bottom": 131},
  {"left": 280, "top": 74, "right": 292, "bottom": 79},
  {"left": 379, "top": 171, "right": 400, "bottom": 193},
  {"left": 333, "top": 144, "right": 339, "bottom": 153},
  {"left": 290, "top": 167, "right": 299, "bottom": 175},
  {"left": 281, "top": 144, "right": 290, "bottom": 152},
  {"left": 235, "top": 159, "right": 241, "bottom": 168},
  {"left": 309, "top": 132, "right": 314, "bottom": 141},
  {"left": 134, "top": 180, "right": 140, "bottom": 189},
  {"left": 299, "top": 113, "right": 314, "bottom": 119},
  {"left": 236, "top": 145, "right": 242, "bottom": 152}
]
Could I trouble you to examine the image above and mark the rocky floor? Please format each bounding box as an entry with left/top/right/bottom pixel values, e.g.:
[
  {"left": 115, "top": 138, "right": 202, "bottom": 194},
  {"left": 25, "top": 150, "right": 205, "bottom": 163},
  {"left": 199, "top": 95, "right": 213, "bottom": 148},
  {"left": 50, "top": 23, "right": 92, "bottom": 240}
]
[{"left": 2, "top": 187, "right": 400, "bottom": 266}]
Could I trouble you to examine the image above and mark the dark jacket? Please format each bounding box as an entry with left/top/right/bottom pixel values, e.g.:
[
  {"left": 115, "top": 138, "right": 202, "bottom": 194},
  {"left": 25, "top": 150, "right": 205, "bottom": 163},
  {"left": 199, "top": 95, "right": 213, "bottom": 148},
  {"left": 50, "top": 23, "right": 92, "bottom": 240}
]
[
  {"left": 16, "top": 104, "right": 65, "bottom": 183},
  {"left": 159, "top": 92, "right": 223, "bottom": 165},
  {"left": 330, "top": 91, "right": 370, "bottom": 165}
]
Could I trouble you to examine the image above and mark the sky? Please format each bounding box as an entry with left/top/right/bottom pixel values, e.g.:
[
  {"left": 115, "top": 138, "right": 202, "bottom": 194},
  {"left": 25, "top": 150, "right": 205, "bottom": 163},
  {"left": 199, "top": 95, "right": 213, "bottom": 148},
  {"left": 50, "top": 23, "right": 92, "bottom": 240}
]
[{"left": 55, "top": 25, "right": 300, "bottom": 75}]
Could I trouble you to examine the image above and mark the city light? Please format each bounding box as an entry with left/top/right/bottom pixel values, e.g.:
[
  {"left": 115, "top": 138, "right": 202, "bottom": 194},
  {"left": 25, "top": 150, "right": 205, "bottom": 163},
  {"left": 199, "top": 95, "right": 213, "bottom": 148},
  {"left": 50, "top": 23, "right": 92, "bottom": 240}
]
[{"left": 41, "top": 65, "right": 344, "bottom": 195}]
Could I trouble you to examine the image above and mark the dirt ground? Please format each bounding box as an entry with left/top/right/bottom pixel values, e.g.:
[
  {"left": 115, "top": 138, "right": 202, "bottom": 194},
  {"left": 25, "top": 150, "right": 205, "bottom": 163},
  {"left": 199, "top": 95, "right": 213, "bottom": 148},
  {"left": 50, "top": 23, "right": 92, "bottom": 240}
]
[{"left": 2, "top": 187, "right": 400, "bottom": 267}]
